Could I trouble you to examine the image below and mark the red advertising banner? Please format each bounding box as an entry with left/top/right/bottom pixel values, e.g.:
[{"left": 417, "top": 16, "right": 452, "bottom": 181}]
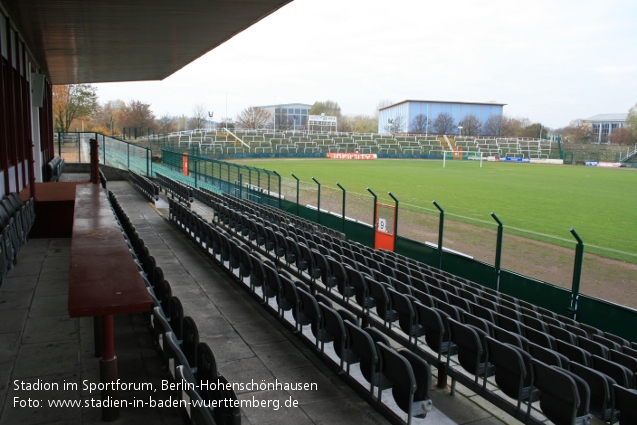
[{"left": 327, "top": 153, "right": 377, "bottom": 160}]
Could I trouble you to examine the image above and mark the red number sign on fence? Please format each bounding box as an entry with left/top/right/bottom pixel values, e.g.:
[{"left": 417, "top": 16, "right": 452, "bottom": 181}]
[{"left": 374, "top": 202, "right": 396, "bottom": 252}]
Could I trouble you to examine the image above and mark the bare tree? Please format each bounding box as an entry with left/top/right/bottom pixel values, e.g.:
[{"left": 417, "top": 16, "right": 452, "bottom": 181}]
[
  {"left": 157, "top": 114, "right": 178, "bottom": 134},
  {"left": 502, "top": 116, "right": 531, "bottom": 137},
  {"left": 236, "top": 106, "right": 272, "bottom": 129},
  {"left": 340, "top": 114, "right": 377, "bottom": 133},
  {"left": 484, "top": 114, "right": 505, "bottom": 137},
  {"left": 432, "top": 113, "right": 454, "bottom": 135},
  {"left": 386, "top": 115, "right": 406, "bottom": 134},
  {"left": 411, "top": 114, "right": 430, "bottom": 133},
  {"left": 119, "top": 100, "right": 157, "bottom": 130},
  {"left": 189, "top": 103, "right": 208, "bottom": 130},
  {"left": 309, "top": 100, "right": 342, "bottom": 117},
  {"left": 375, "top": 99, "right": 394, "bottom": 117},
  {"left": 458, "top": 114, "right": 482, "bottom": 136},
  {"left": 609, "top": 128, "right": 637, "bottom": 145},
  {"left": 219, "top": 117, "right": 235, "bottom": 131},
  {"left": 556, "top": 119, "right": 593, "bottom": 143},
  {"left": 627, "top": 102, "right": 637, "bottom": 139}
]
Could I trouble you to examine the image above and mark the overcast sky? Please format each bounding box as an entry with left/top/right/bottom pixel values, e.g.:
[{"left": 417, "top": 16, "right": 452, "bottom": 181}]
[{"left": 95, "top": 0, "right": 637, "bottom": 129}]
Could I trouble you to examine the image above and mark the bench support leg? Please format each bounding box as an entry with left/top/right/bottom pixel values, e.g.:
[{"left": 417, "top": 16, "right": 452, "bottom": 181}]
[
  {"left": 437, "top": 362, "right": 448, "bottom": 389},
  {"left": 99, "top": 314, "right": 119, "bottom": 421}
]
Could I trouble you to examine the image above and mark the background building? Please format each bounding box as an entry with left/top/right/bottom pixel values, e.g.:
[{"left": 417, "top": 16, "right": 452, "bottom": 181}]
[
  {"left": 257, "top": 103, "right": 312, "bottom": 130},
  {"left": 583, "top": 113, "right": 627, "bottom": 144},
  {"left": 378, "top": 99, "right": 505, "bottom": 135}
]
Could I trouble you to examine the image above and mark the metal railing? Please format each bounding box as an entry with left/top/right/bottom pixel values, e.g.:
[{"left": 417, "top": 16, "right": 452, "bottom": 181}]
[{"left": 56, "top": 132, "right": 152, "bottom": 176}]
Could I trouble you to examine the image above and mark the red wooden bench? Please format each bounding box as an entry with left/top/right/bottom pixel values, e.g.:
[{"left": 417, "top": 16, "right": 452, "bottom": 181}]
[{"left": 68, "top": 183, "right": 152, "bottom": 421}]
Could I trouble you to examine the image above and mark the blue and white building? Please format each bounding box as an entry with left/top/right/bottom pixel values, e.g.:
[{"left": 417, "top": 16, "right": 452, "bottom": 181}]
[
  {"left": 257, "top": 103, "right": 312, "bottom": 130},
  {"left": 378, "top": 100, "right": 506, "bottom": 135}
]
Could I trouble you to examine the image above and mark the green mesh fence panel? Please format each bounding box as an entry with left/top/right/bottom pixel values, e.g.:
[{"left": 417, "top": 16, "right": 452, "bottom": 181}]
[{"left": 577, "top": 295, "right": 637, "bottom": 342}]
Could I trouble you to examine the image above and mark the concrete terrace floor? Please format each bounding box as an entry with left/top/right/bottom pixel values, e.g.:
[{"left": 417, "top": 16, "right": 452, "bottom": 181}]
[{"left": 0, "top": 173, "right": 518, "bottom": 425}]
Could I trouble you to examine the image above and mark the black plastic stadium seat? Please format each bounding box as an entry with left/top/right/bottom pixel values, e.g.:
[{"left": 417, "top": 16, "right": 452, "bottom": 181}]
[
  {"left": 591, "top": 355, "right": 634, "bottom": 389},
  {"left": 577, "top": 335, "right": 610, "bottom": 359},
  {"left": 376, "top": 341, "right": 433, "bottom": 424},
  {"left": 175, "top": 364, "right": 216, "bottom": 424},
  {"left": 556, "top": 339, "right": 591, "bottom": 366},
  {"left": 612, "top": 384, "right": 637, "bottom": 425},
  {"left": 530, "top": 359, "right": 592, "bottom": 425},
  {"left": 280, "top": 276, "right": 304, "bottom": 330},
  {"left": 298, "top": 288, "right": 333, "bottom": 348},
  {"left": 524, "top": 325, "right": 556, "bottom": 350},
  {"left": 569, "top": 362, "right": 615, "bottom": 422},
  {"left": 610, "top": 349, "right": 637, "bottom": 375},
  {"left": 387, "top": 288, "right": 422, "bottom": 343},
  {"left": 365, "top": 276, "right": 398, "bottom": 325},
  {"left": 318, "top": 302, "right": 356, "bottom": 368},
  {"left": 415, "top": 304, "right": 457, "bottom": 361},
  {"left": 346, "top": 265, "right": 374, "bottom": 311},
  {"left": 447, "top": 319, "right": 494, "bottom": 384},
  {"left": 528, "top": 342, "right": 570, "bottom": 369},
  {"left": 485, "top": 336, "right": 539, "bottom": 410},
  {"left": 344, "top": 322, "right": 389, "bottom": 393},
  {"left": 248, "top": 254, "right": 267, "bottom": 297}
]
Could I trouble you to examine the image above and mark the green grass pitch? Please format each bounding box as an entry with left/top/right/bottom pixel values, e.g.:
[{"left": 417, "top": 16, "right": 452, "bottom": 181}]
[{"left": 231, "top": 158, "right": 636, "bottom": 263}]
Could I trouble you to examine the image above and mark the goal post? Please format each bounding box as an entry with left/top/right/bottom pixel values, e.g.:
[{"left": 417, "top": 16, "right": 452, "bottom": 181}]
[{"left": 442, "top": 150, "right": 484, "bottom": 168}]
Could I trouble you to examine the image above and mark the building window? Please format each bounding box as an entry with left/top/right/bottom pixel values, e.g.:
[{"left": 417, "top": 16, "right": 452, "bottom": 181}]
[{"left": 600, "top": 123, "right": 610, "bottom": 143}]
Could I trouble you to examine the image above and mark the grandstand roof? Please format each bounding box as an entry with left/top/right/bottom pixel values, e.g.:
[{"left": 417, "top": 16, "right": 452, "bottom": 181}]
[
  {"left": 379, "top": 99, "right": 507, "bottom": 111},
  {"left": 0, "top": 0, "right": 293, "bottom": 85},
  {"left": 584, "top": 113, "right": 628, "bottom": 122}
]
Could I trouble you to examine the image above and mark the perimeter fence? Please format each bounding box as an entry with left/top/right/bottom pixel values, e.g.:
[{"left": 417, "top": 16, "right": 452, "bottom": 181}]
[{"left": 160, "top": 147, "right": 637, "bottom": 341}]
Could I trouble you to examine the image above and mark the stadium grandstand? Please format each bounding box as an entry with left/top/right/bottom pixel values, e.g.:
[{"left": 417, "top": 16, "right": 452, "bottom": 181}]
[
  {"left": 151, "top": 128, "right": 558, "bottom": 161},
  {"left": 2, "top": 1, "right": 637, "bottom": 425}
]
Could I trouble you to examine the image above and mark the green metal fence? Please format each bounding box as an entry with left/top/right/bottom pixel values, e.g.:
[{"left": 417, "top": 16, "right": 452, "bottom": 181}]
[
  {"left": 162, "top": 148, "right": 282, "bottom": 207},
  {"left": 168, "top": 151, "right": 635, "bottom": 341},
  {"left": 560, "top": 143, "right": 633, "bottom": 164}
]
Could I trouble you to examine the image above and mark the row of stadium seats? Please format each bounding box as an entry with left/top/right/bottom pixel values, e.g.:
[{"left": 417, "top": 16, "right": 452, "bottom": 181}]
[
  {"left": 160, "top": 173, "right": 637, "bottom": 425},
  {"left": 0, "top": 193, "right": 35, "bottom": 286},
  {"left": 165, "top": 129, "right": 555, "bottom": 158},
  {"left": 168, "top": 197, "right": 434, "bottom": 423},
  {"left": 155, "top": 172, "right": 194, "bottom": 204},
  {"left": 454, "top": 137, "right": 552, "bottom": 159},
  {"left": 128, "top": 170, "right": 159, "bottom": 202},
  {"left": 109, "top": 187, "right": 241, "bottom": 425},
  {"left": 194, "top": 186, "right": 345, "bottom": 241}
]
